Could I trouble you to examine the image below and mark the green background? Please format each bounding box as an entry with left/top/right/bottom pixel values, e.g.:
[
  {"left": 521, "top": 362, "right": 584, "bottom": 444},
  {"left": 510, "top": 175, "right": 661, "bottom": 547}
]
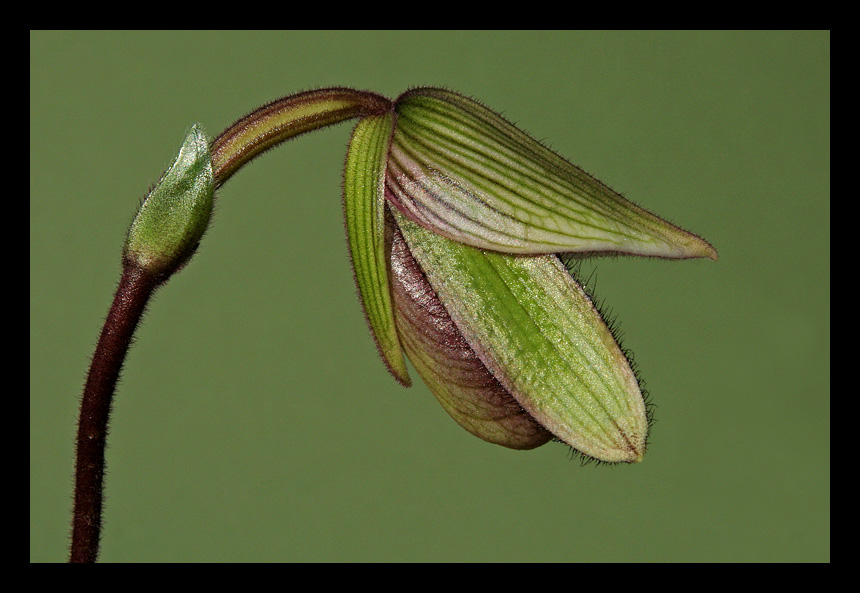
[{"left": 30, "top": 31, "right": 830, "bottom": 562}]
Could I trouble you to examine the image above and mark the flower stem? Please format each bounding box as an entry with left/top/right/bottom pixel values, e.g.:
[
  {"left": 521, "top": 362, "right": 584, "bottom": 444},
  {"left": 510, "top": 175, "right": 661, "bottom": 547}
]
[
  {"left": 210, "top": 87, "right": 392, "bottom": 188},
  {"left": 70, "top": 87, "right": 392, "bottom": 562},
  {"left": 70, "top": 261, "right": 161, "bottom": 563}
]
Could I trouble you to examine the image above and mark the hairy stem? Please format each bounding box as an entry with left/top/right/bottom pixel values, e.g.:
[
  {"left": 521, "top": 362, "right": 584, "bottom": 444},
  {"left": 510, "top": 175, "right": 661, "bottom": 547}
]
[
  {"left": 210, "top": 87, "right": 392, "bottom": 188},
  {"left": 71, "top": 87, "right": 391, "bottom": 562},
  {"left": 70, "top": 261, "right": 160, "bottom": 562}
]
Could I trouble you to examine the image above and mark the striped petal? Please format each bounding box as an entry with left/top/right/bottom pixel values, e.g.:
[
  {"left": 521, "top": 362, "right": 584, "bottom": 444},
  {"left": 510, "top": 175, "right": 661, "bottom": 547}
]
[
  {"left": 391, "top": 208, "right": 649, "bottom": 463},
  {"left": 388, "top": 87, "right": 717, "bottom": 260},
  {"left": 388, "top": 210, "right": 552, "bottom": 450},
  {"left": 343, "top": 113, "right": 410, "bottom": 385}
]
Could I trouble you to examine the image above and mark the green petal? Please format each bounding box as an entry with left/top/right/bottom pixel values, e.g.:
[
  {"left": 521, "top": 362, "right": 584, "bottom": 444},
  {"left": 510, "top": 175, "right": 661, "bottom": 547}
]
[
  {"left": 388, "top": 212, "right": 552, "bottom": 450},
  {"left": 392, "top": 208, "right": 649, "bottom": 463},
  {"left": 344, "top": 113, "right": 411, "bottom": 386},
  {"left": 389, "top": 87, "right": 717, "bottom": 260}
]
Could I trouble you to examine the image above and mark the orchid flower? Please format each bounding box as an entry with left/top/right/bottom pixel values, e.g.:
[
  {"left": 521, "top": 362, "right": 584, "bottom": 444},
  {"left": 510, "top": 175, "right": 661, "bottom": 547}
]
[
  {"left": 72, "top": 86, "right": 716, "bottom": 562},
  {"left": 343, "top": 88, "right": 716, "bottom": 462}
]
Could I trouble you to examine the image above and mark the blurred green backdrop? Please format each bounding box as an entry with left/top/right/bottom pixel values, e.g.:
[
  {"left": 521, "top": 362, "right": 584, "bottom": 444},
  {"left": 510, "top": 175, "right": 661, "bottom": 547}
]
[{"left": 30, "top": 30, "right": 829, "bottom": 562}]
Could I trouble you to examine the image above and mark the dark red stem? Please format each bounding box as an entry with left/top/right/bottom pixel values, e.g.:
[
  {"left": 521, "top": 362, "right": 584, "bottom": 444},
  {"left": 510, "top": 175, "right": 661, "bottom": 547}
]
[
  {"left": 70, "top": 87, "right": 391, "bottom": 562},
  {"left": 70, "top": 261, "right": 161, "bottom": 562}
]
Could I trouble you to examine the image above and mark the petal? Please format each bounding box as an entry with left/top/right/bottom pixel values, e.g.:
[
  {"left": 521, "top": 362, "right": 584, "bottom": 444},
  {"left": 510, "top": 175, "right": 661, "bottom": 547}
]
[
  {"left": 388, "top": 210, "right": 552, "bottom": 450},
  {"left": 388, "top": 87, "right": 717, "bottom": 260},
  {"left": 343, "top": 113, "right": 410, "bottom": 385},
  {"left": 391, "top": 207, "right": 649, "bottom": 463}
]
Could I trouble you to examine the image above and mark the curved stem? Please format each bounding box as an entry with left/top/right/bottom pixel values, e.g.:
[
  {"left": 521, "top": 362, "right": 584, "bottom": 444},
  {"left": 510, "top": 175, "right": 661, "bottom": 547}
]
[
  {"left": 71, "top": 87, "right": 391, "bottom": 562},
  {"left": 210, "top": 88, "right": 392, "bottom": 188},
  {"left": 70, "top": 261, "right": 160, "bottom": 562}
]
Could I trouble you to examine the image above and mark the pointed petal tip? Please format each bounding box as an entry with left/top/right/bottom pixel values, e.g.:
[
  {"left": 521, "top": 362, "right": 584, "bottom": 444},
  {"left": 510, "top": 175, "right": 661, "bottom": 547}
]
[
  {"left": 612, "top": 427, "right": 648, "bottom": 463},
  {"left": 390, "top": 364, "right": 412, "bottom": 388},
  {"left": 591, "top": 439, "right": 646, "bottom": 464},
  {"left": 688, "top": 234, "right": 719, "bottom": 262},
  {"left": 369, "top": 314, "right": 412, "bottom": 388},
  {"left": 657, "top": 229, "right": 717, "bottom": 262},
  {"left": 688, "top": 238, "right": 719, "bottom": 262},
  {"left": 608, "top": 420, "right": 648, "bottom": 463},
  {"left": 559, "top": 419, "right": 648, "bottom": 464},
  {"left": 623, "top": 444, "right": 647, "bottom": 464},
  {"left": 706, "top": 245, "right": 719, "bottom": 262}
]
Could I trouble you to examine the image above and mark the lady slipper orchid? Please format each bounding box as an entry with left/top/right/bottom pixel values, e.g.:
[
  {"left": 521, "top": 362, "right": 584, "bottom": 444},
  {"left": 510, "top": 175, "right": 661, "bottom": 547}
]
[
  {"left": 343, "top": 88, "right": 716, "bottom": 462},
  {"left": 73, "top": 86, "right": 716, "bottom": 562}
]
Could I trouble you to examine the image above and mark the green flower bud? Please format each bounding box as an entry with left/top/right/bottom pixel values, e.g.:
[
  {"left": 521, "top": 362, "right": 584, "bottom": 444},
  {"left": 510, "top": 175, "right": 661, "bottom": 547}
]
[{"left": 124, "top": 124, "right": 214, "bottom": 278}]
